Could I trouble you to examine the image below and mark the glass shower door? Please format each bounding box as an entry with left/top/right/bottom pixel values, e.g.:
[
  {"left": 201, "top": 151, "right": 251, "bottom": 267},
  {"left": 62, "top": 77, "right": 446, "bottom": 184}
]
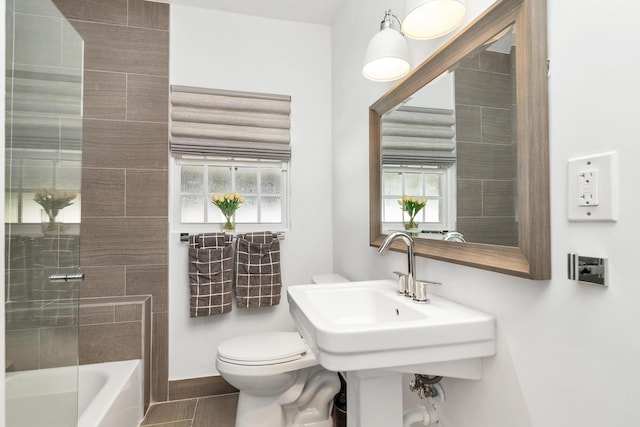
[{"left": 5, "top": 0, "right": 83, "bottom": 425}]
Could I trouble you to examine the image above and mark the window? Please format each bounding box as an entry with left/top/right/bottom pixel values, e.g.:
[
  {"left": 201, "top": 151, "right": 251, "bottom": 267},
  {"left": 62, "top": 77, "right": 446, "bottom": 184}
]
[
  {"left": 381, "top": 164, "right": 456, "bottom": 233},
  {"left": 173, "top": 157, "right": 288, "bottom": 231},
  {"left": 169, "top": 87, "right": 293, "bottom": 232}
]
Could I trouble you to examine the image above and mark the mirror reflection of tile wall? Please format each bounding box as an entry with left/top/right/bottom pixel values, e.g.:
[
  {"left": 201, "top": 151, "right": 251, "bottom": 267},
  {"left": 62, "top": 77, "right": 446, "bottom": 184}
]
[{"left": 455, "top": 46, "right": 518, "bottom": 247}]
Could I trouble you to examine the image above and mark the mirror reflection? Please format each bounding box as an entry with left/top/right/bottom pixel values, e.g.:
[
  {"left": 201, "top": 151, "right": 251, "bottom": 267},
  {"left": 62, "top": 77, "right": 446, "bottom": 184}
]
[
  {"left": 380, "top": 24, "right": 517, "bottom": 246},
  {"left": 4, "top": 0, "right": 83, "bottom": 404}
]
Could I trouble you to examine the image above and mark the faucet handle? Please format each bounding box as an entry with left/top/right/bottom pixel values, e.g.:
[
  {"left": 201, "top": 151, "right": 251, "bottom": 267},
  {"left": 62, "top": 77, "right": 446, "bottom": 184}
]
[
  {"left": 413, "top": 280, "right": 442, "bottom": 304},
  {"left": 392, "top": 271, "right": 409, "bottom": 295}
]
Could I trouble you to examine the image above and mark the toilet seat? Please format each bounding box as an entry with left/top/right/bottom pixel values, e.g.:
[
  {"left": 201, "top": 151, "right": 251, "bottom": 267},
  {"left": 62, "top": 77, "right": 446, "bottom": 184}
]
[{"left": 217, "top": 332, "right": 307, "bottom": 366}]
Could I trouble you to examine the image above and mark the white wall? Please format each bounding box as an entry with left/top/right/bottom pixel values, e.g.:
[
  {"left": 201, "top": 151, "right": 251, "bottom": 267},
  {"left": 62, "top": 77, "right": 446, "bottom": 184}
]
[
  {"left": 168, "top": 6, "right": 333, "bottom": 379},
  {"left": 332, "top": 1, "right": 640, "bottom": 426},
  {"left": 168, "top": 2, "right": 640, "bottom": 423}
]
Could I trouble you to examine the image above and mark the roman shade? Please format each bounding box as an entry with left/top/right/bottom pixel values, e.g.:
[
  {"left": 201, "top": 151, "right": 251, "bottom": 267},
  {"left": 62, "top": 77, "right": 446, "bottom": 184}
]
[
  {"left": 381, "top": 106, "right": 456, "bottom": 166},
  {"left": 170, "top": 86, "right": 291, "bottom": 161}
]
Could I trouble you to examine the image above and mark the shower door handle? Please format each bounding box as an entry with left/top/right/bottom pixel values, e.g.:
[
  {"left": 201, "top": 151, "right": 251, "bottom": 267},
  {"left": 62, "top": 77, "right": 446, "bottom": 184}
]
[{"left": 48, "top": 273, "right": 85, "bottom": 283}]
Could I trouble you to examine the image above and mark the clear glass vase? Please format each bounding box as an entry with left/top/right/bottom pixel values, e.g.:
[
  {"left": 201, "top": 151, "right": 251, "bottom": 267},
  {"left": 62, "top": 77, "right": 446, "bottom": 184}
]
[
  {"left": 41, "top": 209, "right": 63, "bottom": 234},
  {"left": 222, "top": 214, "right": 235, "bottom": 231},
  {"left": 404, "top": 212, "right": 418, "bottom": 231}
]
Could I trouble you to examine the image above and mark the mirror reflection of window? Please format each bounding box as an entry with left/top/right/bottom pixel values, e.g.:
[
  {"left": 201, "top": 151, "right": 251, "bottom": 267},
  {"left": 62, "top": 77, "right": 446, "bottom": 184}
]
[
  {"left": 381, "top": 166, "right": 454, "bottom": 234},
  {"left": 379, "top": 24, "right": 517, "bottom": 245},
  {"left": 380, "top": 72, "right": 457, "bottom": 237},
  {"left": 5, "top": 157, "right": 82, "bottom": 224}
]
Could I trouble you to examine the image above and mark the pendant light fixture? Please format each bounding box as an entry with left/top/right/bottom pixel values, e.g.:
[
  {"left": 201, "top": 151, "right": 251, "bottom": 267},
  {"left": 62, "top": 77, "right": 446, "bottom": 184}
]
[
  {"left": 362, "top": 10, "right": 410, "bottom": 82},
  {"left": 402, "top": 0, "right": 467, "bottom": 40}
]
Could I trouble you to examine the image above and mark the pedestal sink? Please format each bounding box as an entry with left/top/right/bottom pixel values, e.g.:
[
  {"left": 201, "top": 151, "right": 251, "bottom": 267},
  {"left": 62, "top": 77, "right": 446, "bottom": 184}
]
[{"left": 287, "top": 280, "right": 496, "bottom": 427}]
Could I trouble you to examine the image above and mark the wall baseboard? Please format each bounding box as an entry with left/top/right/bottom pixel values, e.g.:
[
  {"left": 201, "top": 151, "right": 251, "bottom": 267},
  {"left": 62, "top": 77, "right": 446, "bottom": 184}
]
[{"left": 168, "top": 375, "right": 238, "bottom": 401}]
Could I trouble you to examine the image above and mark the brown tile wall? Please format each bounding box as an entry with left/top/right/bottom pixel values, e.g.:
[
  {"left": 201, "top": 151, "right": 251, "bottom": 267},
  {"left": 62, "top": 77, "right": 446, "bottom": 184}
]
[
  {"left": 5, "top": 325, "right": 79, "bottom": 371},
  {"left": 5, "top": 297, "right": 149, "bottom": 372},
  {"left": 53, "top": 0, "right": 170, "bottom": 403},
  {"left": 455, "top": 48, "right": 518, "bottom": 247},
  {"left": 78, "top": 296, "right": 152, "bottom": 410}
]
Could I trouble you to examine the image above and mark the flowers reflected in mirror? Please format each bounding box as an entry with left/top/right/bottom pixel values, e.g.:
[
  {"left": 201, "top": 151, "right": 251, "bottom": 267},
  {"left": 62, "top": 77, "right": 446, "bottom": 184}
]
[
  {"left": 399, "top": 195, "right": 427, "bottom": 230},
  {"left": 34, "top": 188, "right": 77, "bottom": 223},
  {"left": 34, "top": 188, "right": 77, "bottom": 234}
]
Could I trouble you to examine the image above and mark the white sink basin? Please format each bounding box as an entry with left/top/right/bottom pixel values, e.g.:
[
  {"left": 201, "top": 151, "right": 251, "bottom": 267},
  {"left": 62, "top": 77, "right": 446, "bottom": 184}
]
[{"left": 287, "top": 280, "right": 496, "bottom": 378}]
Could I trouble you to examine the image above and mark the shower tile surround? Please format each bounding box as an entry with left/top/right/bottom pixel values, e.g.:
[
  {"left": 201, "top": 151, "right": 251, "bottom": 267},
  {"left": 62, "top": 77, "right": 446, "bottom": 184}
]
[
  {"left": 5, "top": 296, "right": 151, "bottom": 407},
  {"left": 52, "top": 0, "right": 171, "bottom": 403},
  {"left": 79, "top": 296, "right": 152, "bottom": 410}
]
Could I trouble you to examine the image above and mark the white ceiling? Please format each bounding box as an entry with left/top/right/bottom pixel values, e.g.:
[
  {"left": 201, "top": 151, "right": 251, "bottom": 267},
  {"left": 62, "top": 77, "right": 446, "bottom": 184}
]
[{"left": 153, "top": 0, "right": 343, "bottom": 25}]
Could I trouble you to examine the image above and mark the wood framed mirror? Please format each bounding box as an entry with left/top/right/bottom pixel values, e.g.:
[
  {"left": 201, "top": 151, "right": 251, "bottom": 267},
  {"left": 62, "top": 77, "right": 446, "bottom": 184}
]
[{"left": 369, "top": 0, "right": 550, "bottom": 279}]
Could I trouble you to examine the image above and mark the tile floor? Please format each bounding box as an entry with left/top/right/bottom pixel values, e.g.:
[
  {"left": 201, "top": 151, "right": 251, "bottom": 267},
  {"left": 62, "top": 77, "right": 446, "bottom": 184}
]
[{"left": 140, "top": 393, "right": 238, "bottom": 427}]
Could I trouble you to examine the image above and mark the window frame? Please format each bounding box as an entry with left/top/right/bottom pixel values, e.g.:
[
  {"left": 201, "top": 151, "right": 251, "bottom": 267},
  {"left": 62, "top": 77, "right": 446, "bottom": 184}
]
[
  {"left": 381, "top": 164, "right": 457, "bottom": 235},
  {"left": 170, "top": 156, "right": 290, "bottom": 234}
]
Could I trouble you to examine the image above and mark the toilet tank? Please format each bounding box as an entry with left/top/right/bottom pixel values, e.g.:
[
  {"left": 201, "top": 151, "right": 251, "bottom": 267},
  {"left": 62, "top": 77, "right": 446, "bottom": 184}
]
[{"left": 311, "top": 274, "right": 349, "bottom": 284}]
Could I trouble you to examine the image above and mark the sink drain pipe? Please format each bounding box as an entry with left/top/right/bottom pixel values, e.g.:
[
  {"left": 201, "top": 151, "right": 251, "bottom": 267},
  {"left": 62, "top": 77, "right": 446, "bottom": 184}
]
[
  {"left": 404, "top": 374, "right": 444, "bottom": 426},
  {"left": 403, "top": 403, "right": 438, "bottom": 426}
]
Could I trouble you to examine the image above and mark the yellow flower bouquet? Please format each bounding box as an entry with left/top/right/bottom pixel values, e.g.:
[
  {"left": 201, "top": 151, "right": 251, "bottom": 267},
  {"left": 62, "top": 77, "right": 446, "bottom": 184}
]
[
  {"left": 211, "top": 192, "right": 244, "bottom": 231},
  {"left": 34, "top": 188, "right": 77, "bottom": 223},
  {"left": 398, "top": 195, "right": 427, "bottom": 230}
]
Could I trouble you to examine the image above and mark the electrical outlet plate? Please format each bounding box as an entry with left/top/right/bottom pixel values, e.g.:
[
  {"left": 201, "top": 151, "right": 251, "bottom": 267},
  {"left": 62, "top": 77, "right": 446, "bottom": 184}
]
[
  {"left": 568, "top": 152, "right": 618, "bottom": 221},
  {"left": 577, "top": 169, "right": 598, "bottom": 206}
]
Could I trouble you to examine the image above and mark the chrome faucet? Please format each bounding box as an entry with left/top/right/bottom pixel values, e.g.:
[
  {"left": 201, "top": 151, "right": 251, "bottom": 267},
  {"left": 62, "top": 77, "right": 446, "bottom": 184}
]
[{"left": 378, "top": 231, "right": 416, "bottom": 297}]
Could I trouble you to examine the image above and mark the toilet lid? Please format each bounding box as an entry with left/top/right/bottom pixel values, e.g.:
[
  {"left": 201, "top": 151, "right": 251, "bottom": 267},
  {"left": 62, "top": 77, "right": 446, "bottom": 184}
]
[{"left": 217, "top": 332, "right": 307, "bottom": 365}]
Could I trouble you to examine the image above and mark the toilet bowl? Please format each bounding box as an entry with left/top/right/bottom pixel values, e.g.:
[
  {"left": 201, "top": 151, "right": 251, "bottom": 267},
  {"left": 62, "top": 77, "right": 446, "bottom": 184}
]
[{"left": 216, "top": 332, "right": 340, "bottom": 427}]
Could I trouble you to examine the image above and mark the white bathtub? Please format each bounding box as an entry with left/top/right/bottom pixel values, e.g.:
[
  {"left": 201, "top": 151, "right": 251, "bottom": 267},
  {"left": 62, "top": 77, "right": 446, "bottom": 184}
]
[{"left": 6, "top": 359, "right": 143, "bottom": 427}]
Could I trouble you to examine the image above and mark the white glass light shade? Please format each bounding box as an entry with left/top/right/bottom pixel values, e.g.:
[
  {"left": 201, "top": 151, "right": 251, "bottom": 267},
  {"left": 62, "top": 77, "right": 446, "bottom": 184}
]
[
  {"left": 362, "top": 27, "right": 410, "bottom": 82},
  {"left": 402, "top": 0, "right": 467, "bottom": 40}
]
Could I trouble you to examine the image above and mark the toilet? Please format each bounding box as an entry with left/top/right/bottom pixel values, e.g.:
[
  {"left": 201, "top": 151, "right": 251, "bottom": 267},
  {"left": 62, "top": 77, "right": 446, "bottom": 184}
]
[
  {"left": 216, "top": 332, "right": 340, "bottom": 427},
  {"left": 215, "top": 274, "right": 348, "bottom": 427}
]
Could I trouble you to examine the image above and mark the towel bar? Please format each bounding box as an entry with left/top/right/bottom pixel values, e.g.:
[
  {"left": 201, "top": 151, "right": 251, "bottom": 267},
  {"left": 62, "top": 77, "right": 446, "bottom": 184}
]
[
  {"left": 180, "top": 231, "right": 285, "bottom": 242},
  {"left": 48, "top": 273, "right": 85, "bottom": 283}
]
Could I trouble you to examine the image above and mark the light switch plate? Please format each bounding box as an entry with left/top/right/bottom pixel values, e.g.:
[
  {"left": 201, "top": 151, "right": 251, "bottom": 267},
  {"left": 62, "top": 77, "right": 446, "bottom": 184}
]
[{"left": 568, "top": 152, "right": 618, "bottom": 221}]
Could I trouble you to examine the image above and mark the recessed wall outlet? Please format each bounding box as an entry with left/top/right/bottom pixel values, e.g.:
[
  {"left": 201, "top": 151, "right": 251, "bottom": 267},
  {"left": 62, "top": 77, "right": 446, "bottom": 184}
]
[
  {"left": 568, "top": 152, "right": 618, "bottom": 221},
  {"left": 577, "top": 169, "right": 598, "bottom": 206}
]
